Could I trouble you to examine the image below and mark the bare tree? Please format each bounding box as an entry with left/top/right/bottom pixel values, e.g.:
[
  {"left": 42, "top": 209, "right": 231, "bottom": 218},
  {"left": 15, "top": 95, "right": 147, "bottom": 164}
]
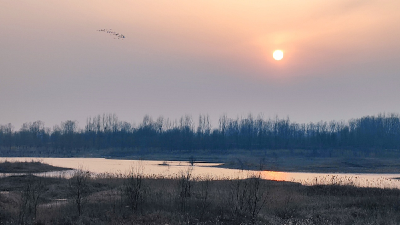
[
  {"left": 123, "top": 164, "right": 146, "bottom": 214},
  {"left": 18, "top": 175, "right": 44, "bottom": 224},
  {"left": 178, "top": 167, "right": 193, "bottom": 212},
  {"left": 229, "top": 173, "right": 268, "bottom": 224},
  {"left": 198, "top": 175, "right": 212, "bottom": 220},
  {"left": 69, "top": 168, "right": 90, "bottom": 216}
]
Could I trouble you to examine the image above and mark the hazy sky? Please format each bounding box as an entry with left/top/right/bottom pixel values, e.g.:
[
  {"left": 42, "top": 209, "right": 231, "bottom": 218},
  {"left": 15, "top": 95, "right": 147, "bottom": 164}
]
[{"left": 1, "top": 0, "right": 400, "bottom": 129}]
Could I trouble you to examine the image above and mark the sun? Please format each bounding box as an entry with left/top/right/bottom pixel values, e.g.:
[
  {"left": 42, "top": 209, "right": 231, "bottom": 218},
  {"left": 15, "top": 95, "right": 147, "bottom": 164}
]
[{"left": 273, "top": 50, "right": 283, "bottom": 60}]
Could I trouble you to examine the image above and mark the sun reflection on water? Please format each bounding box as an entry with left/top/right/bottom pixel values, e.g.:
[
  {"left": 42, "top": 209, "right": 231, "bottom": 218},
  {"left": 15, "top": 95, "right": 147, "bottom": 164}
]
[{"left": 260, "top": 171, "right": 288, "bottom": 181}]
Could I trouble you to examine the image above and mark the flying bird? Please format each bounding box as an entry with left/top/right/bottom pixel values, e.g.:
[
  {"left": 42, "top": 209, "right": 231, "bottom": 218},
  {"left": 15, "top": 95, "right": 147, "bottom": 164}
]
[{"left": 97, "top": 29, "right": 125, "bottom": 40}]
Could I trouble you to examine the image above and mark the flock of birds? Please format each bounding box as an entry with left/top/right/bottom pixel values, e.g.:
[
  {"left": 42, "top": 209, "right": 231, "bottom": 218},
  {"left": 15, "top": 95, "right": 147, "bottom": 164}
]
[{"left": 97, "top": 29, "right": 125, "bottom": 40}]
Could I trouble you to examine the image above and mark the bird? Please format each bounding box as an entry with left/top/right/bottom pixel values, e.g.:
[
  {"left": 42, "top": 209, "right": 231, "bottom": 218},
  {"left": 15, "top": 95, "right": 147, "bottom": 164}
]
[{"left": 97, "top": 29, "right": 125, "bottom": 40}]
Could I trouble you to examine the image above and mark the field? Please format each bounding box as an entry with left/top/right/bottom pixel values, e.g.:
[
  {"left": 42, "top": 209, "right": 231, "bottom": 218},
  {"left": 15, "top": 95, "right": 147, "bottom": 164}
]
[{"left": 1, "top": 161, "right": 400, "bottom": 224}]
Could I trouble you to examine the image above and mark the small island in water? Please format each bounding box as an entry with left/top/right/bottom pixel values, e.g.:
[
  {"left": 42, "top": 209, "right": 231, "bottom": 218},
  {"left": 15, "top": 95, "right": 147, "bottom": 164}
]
[{"left": 0, "top": 160, "right": 71, "bottom": 173}]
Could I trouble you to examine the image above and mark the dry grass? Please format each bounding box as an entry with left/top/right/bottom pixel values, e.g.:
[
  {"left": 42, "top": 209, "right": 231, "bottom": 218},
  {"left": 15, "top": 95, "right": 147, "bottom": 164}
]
[{"left": 1, "top": 169, "right": 400, "bottom": 224}]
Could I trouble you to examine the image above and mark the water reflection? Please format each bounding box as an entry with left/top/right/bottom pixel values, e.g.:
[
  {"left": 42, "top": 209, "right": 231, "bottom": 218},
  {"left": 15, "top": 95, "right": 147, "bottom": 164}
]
[
  {"left": 1, "top": 157, "right": 400, "bottom": 189},
  {"left": 260, "top": 171, "right": 288, "bottom": 181}
]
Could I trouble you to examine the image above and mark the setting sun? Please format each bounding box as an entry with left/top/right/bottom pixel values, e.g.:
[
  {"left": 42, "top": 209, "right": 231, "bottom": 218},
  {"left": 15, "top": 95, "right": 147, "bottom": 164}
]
[{"left": 273, "top": 50, "right": 284, "bottom": 60}]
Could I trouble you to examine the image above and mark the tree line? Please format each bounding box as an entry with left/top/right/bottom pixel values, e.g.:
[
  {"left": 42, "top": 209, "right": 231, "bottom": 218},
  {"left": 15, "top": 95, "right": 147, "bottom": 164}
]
[{"left": 1, "top": 113, "right": 400, "bottom": 154}]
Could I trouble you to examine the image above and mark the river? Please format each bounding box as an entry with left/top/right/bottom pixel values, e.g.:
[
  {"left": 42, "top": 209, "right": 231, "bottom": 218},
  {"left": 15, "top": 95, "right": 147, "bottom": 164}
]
[{"left": 1, "top": 157, "right": 400, "bottom": 189}]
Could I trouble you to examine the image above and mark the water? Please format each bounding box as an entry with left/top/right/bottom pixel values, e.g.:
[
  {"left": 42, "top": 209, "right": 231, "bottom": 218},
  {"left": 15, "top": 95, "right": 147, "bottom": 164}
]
[{"left": 1, "top": 157, "right": 400, "bottom": 189}]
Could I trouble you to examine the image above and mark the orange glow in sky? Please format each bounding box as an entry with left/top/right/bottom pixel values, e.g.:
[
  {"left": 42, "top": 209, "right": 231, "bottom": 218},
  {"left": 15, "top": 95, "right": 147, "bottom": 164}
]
[
  {"left": 3, "top": 0, "right": 399, "bottom": 81},
  {"left": 1, "top": 0, "right": 400, "bottom": 128}
]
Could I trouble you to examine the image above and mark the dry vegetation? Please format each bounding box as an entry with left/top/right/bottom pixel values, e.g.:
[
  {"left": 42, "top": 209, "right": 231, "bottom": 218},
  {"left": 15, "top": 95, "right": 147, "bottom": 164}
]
[
  {"left": 0, "top": 160, "right": 71, "bottom": 173},
  {"left": 1, "top": 165, "right": 400, "bottom": 225}
]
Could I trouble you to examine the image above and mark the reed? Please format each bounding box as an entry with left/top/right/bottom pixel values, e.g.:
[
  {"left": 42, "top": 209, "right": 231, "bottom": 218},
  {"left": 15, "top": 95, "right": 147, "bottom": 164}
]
[{"left": 1, "top": 168, "right": 400, "bottom": 224}]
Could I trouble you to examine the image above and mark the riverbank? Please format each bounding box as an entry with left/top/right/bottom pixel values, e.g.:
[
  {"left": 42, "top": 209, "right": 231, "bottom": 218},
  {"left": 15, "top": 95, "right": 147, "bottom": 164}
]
[
  {"left": 218, "top": 155, "right": 400, "bottom": 173},
  {"left": 1, "top": 168, "right": 400, "bottom": 224}
]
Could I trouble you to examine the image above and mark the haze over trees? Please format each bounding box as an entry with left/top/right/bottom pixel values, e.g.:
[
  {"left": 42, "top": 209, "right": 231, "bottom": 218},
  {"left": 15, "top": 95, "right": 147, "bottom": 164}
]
[{"left": 1, "top": 113, "right": 400, "bottom": 156}]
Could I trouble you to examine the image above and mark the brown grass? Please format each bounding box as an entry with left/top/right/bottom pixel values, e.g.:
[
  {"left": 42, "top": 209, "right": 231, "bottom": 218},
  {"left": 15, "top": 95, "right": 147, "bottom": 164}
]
[{"left": 1, "top": 170, "right": 400, "bottom": 224}]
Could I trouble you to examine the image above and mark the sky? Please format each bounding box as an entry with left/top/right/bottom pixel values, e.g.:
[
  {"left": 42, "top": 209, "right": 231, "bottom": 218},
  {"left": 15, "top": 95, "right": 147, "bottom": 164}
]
[{"left": 1, "top": 0, "right": 400, "bottom": 129}]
